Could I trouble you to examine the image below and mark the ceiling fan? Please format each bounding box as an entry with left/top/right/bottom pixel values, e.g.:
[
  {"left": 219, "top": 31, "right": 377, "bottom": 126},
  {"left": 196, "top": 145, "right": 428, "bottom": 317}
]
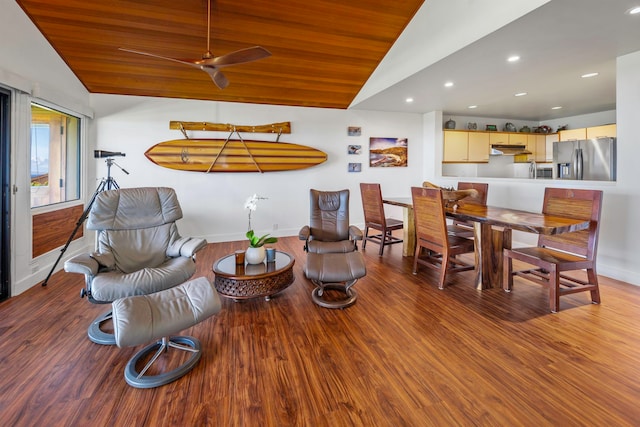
[{"left": 119, "top": 0, "right": 271, "bottom": 89}]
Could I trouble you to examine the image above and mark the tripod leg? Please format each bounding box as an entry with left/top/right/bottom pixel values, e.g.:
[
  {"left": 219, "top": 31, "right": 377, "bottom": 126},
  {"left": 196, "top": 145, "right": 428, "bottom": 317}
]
[
  {"left": 41, "top": 179, "right": 107, "bottom": 286},
  {"left": 105, "top": 178, "right": 119, "bottom": 190}
]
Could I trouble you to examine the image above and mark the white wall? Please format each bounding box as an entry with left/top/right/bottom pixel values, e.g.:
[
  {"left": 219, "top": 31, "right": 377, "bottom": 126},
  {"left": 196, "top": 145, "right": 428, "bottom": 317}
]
[
  {"left": 607, "top": 50, "right": 640, "bottom": 285},
  {"left": 544, "top": 110, "right": 616, "bottom": 131},
  {"left": 89, "top": 95, "right": 424, "bottom": 243},
  {"left": 1, "top": 0, "right": 92, "bottom": 295}
]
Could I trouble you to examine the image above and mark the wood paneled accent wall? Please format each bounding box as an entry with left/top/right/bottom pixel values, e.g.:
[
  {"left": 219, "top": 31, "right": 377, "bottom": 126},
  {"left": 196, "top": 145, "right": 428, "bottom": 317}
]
[{"left": 32, "top": 205, "right": 84, "bottom": 257}]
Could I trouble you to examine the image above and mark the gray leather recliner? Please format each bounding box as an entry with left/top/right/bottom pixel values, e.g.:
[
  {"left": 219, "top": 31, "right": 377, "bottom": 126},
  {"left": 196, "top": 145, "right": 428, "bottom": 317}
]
[
  {"left": 299, "top": 189, "right": 366, "bottom": 308},
  {"left": 299, "top": 189, "right": 363, "bottom": 253},
  {"left": 64, "top": 187, "right": 207, "bottom": 345}
]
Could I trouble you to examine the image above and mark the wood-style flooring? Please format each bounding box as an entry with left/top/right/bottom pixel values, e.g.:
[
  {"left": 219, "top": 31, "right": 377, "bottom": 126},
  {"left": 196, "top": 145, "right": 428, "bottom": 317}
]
[{"left": 1, "top": 236, "right": 639, "bottom": 426}]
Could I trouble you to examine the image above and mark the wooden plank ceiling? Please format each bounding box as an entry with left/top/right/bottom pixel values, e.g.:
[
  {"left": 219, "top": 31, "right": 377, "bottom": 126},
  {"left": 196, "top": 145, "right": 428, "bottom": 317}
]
[{"left": 16, "top": 0, "right": 424, "bottom": 109}]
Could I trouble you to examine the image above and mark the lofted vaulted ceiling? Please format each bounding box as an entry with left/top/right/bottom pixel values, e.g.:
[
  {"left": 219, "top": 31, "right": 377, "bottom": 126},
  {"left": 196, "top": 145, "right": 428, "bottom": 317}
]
[
  {"left": 15, "top": 0, "right": 424, "bottom": 109},
  {"left": 15, "top": 1, "right": 640, "bottom": 121}
]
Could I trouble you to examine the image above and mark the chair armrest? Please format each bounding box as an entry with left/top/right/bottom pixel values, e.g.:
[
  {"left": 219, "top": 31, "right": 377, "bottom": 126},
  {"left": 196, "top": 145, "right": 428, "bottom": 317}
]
[
  {"left": 299, "top": 225, "right": 310, "bottom": 241},
  {"left": 349, "top": 225, "right": 363, "bottom": 241},
  {"left": 64, "top": 254, "right": 100, "bottom": 276},
  {"left": 167, "top": 237, "right": 208, "bottom": 258},
  {"left": 180, "top": 237, "right": 207, "bottom": 257}
]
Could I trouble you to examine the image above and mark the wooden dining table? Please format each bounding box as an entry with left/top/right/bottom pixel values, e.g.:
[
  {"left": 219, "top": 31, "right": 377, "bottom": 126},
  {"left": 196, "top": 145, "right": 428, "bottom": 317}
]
[{"left": 382, "top": 197, "right": 591, "bottom": 290}]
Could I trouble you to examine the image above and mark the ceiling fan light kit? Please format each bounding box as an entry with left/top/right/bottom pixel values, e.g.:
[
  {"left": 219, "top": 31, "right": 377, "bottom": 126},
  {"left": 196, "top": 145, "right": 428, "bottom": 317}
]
[{"left": 119, "top": 0, "right": 270, "bottom": 89}]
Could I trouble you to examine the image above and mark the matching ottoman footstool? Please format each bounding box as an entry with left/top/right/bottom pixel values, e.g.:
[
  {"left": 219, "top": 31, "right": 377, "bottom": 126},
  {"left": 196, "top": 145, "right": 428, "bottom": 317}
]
[
  {"left": 304, "top": 251, "right": 367, "bottom": 309},
  {"left": 112, "top": 276, "right": 221, "bottom": 388}
]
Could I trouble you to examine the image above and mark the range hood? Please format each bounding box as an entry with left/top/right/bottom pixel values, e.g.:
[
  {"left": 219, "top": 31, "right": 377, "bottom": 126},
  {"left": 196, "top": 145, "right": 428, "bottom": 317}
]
[{"left": 490, "top": 144, "right": 532, "bottom": 155}]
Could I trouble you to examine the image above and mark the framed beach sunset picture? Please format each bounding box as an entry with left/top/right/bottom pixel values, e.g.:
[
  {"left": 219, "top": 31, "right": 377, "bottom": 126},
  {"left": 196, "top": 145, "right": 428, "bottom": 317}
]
[{"left": 369, "top": 137, "right": 408, "bottom": 167}]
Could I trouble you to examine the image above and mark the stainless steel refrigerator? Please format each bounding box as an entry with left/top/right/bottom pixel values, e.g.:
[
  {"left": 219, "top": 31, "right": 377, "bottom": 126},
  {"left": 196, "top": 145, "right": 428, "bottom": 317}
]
[{"left": 553, "top": 137, "right": 616, "bottom": 181}]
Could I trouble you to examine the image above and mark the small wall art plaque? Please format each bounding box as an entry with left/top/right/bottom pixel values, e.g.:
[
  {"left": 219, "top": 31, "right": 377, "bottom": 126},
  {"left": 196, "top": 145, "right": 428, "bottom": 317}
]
[
  {"left": 348, "top": 145, "right": 362, "bottom": 155},
  {"left": 348, "top": 162, "right": 362, "bottom": 172}
]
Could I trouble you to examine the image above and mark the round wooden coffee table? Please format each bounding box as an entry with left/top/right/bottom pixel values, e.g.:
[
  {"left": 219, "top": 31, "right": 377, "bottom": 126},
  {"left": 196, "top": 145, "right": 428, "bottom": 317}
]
[{"left": 212, "top": 250, "right": 295, "bottom": 301}]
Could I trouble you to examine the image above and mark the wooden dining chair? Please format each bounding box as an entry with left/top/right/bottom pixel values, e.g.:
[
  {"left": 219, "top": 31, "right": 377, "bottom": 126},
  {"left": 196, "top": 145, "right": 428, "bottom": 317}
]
[
  {"left": 411, "top": 186, "right": 475, "bottom": 289},
  {"left": 448, "top": 182, "right": 489, "bottom": 238},
  {"left": 359, "top": 183, "right": 403, "bottom": 256},
  {"left": 503, "top": 188, "right": 603, "bottom": 313}
]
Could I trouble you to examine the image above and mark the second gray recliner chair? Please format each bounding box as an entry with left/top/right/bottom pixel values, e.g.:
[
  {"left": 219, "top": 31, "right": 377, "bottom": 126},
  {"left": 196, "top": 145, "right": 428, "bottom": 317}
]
[{"left": 299, "top": 189, "right": 367, "bottom": 308}]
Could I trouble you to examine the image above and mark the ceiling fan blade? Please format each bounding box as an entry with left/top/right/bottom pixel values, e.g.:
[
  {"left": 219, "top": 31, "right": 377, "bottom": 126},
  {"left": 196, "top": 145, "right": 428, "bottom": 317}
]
[
  {"left": 202, "top": 66, "right": 229, "bottom": 89},
  {"left": 202, "top": 46, "right": 272, "bottom": 68},
  {"left": 119, "top": 47, "right": 197, "bottom": 68}
]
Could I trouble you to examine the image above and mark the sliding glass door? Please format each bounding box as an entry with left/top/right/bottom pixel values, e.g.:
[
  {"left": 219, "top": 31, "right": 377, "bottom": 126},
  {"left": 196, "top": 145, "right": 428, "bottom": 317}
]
[{"left": 0, "top": 89, "right": 9, "bottom": 300}]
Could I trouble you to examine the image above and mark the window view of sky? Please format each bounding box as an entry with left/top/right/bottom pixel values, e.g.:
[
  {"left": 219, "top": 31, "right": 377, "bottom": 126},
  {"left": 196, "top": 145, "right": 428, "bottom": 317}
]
[{"left": 31, "top": 124, "right": 49, "bottom": 177}]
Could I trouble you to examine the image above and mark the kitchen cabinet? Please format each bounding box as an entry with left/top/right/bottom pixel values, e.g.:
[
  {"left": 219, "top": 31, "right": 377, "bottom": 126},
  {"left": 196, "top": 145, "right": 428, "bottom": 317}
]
[
  {"left": 527, "top": 134, "right": 547, "bottom": 162},
  {"left": 508, "top": 132, "right": 527, "bottom": 145},
  {"left": 489, "top": 132, "right": 526, "bottom": 145},
  {"left": 489, "top": 132, "right": 509, "bottom": 145},
  {"left": 468, "top": 132, "right": 490, "bottom": 162},
  {"left": 586, "top": 124, "right": 616, "bottom": 138},
  {"left": 545, "top": 134, "right": 558, "bottom": 162},
  {"left": 443, "top": 130, "right": 489, "bottom": 162},
  {"left": 559, "top": 128, "right": 586, "bottom": 141},
  {"left": 559, "top": 124, "right": 616, "bottom": 141},
  {"left": 443, "top": 130, "right": 469, "bottom": 162}
]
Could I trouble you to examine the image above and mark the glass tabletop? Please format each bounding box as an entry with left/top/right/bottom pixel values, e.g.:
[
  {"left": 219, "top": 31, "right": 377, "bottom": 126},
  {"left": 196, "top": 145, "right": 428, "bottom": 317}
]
[{"left": 213, "top": 250, "right": 293, "bottom": 278}]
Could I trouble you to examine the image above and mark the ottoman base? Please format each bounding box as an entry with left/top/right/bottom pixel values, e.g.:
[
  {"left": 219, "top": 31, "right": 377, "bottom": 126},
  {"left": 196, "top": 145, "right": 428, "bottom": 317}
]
[
  {"left": 305, "top": 252, "right": 366, "bottom": 309},
  {"left": 112, "top": 277, "right": 221, "bottom": 388}
]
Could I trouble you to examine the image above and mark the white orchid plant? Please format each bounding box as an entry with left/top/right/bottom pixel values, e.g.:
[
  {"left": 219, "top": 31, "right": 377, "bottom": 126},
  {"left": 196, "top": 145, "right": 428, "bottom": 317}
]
[{"left": 244, "top": 194, "right": 278, "bottom": 248}]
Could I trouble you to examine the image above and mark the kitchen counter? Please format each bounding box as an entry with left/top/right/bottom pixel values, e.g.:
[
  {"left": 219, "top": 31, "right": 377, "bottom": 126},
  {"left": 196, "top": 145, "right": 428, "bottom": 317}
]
[{"left": 442, "top": 156, "right": 554, "bottom": 179}]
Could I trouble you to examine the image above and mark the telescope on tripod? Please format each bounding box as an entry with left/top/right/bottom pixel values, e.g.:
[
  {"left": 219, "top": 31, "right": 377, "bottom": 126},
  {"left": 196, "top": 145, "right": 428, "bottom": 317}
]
[
  {"left": 94, "top": 150, "right": 125, "bottom": 158},
  {"left": 41, "top": 151, "right": 129, "bottom": 286}
]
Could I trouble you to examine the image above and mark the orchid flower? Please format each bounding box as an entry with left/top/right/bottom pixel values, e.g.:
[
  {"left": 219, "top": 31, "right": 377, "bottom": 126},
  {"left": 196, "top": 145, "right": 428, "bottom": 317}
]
[{"left": 244, "top": 194, "right": 277, "bottom": 247}]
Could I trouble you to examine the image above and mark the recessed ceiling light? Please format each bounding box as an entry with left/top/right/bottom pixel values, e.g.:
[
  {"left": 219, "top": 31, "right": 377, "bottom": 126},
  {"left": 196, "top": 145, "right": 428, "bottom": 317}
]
[
  {"left": 405, "top": 97, "right": 414, "bottom": 103},
  {"left": 444, "top": 81, "right": 454, "bottom": 88},
  {"left": 468, "top": 105, "right": 478, "bottom": 109},
  {"left": 626, "top": 6, "right": 640, "bottom": 15},
  {"left": 507, "top": 55, "right": 520, "bottom": 62},
  {"left": 514, "top": 92, "right": 528, "bottom": 97},
  {"left": 581, "top": 72, "right": 599, "bottom": 78},
  {"left": 551, "top": 106, "right": 563, "bottom": 110}
]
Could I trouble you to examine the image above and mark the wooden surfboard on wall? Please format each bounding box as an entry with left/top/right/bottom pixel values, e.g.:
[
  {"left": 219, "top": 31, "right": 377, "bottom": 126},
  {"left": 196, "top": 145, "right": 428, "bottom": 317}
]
[{"left": 145, "top": 139, "right": 327, "bottom": 173}]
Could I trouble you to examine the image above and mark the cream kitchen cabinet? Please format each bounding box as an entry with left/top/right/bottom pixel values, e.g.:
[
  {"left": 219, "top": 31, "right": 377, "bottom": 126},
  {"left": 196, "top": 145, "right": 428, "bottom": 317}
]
[
  {"left": 508, "top": 132, "right": 527, "bottom": 145},
  {"left": 489, "top": 132, "right": 509, "bottom": 145},
  {"left": 527, "top": 134, "right": 547, "bottom": 162},
  {"left": 559, "top": 128, "right": 586, "bottom": 141},
  {"left": 545, "top": 134, "right": 558, "bottom": 162},
  {"left": 559, "top": 124, "right": 616, "bottom": 141},
  {"left": 586, "top": 124, "right": 616, "bottom": 138},
  {"left": 443, "top": 130, "right": 469, "bottom": 162},
  {"left": 443, "top": 130, "right": 489, "bottom": 162},
  {"left": 468, "top": 132, "right": 490, "bottom": 162},
  {"left": 489, "top": 132, "right": 526, "bottom": 145}
]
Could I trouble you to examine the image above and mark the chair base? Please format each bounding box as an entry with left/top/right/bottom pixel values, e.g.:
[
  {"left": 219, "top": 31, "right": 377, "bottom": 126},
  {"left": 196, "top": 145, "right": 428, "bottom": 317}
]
[
  {"left": 364, "top": 232, "right": 403, "bottom": 256},
  {"left": 88, "top": 310, "right": 116, "bottom": 345},
  {"left": 124, "top": 336, "right": 201, "bottom": 389},
  {"left": 311, "top": 280, "right": 359, "bottom": 309},
  {"left": 507, "top": 266, "right": 600, "bottom": 313}
]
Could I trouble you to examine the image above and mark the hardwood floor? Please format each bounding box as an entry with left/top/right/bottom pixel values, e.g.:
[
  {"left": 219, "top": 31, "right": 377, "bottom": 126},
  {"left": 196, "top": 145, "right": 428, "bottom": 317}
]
[{"left": 1, "top": 236, "right": 639, "bottom": 426}]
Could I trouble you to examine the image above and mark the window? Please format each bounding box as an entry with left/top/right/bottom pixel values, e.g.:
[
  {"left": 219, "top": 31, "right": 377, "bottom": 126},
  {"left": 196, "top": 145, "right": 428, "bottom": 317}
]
[{"left": 30, "top": 103, "right": 80, "bottom": 208}]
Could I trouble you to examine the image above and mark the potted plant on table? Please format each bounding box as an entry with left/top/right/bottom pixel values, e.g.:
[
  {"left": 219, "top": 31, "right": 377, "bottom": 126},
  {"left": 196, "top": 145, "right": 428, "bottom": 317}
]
[{"left": 244, "top": 194, "right": 278, "bottom": 264}]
